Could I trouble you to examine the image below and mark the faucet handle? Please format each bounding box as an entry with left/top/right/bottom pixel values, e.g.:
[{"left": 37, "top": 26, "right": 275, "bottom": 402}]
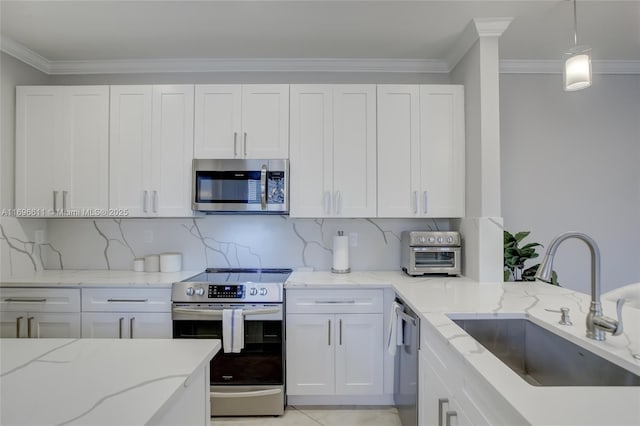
[{"left": 612, "top": 298, "right": 625, "bottom": 336}]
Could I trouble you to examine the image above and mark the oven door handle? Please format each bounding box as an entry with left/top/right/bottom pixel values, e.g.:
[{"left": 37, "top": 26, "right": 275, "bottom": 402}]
[
  {"left": 210, "top": 388, "right": 282, "bottom": 398},
  {"left": 172, "top": 307, "right": 280, "bottom": 317}
]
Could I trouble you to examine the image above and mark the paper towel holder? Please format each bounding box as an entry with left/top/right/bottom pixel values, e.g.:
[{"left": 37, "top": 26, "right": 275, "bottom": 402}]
[{"left": 331, "top": 230, "right": 351, "bottom": 274}]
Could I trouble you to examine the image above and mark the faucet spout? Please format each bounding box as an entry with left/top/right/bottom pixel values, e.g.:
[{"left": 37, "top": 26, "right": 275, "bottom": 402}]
[{"left": 535, "top": 232, "right": 623, "bottom": 341}]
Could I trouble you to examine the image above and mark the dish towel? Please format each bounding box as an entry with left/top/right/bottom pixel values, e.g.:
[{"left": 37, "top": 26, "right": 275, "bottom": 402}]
[
  {"left": 386, "top": 301, "right": 405, "bottom": 356},
  {"left": 222, "top": 308, "right": 244, "bottom": 353}
]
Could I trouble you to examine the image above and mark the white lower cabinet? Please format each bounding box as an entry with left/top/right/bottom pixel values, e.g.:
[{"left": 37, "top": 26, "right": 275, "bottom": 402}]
[
  {"left": 286, "top": 289, "right": 384, "bottom": 397},
  {"left": 0, "top": 288, "right": 81, "bottom": 338},
  {"left": 419, "top": 321, "right": 526, "bottom": 426},
  {"left": 81, "top": 288, "right": 172, "bottom": 338}
]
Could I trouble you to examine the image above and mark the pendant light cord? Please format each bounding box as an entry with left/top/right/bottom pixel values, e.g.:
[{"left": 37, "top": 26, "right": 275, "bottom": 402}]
[{"left": 573, "top": 0, "right": 579, "bottom": 46}]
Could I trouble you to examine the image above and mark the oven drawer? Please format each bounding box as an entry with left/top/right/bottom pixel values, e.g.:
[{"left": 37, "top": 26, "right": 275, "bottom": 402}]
[
  {"left": 286, "top": 289, "right": 383, "bottom": 314},
  {"left": 210, "top": 385, "right": 284, "bottom": 416},
  {"left": 82, "top": 288, "right": 171, "bottom": 312}
]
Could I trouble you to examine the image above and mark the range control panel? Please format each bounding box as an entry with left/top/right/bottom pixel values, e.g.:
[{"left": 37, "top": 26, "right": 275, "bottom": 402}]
[
  {"left": 209, "top": 285, "right": 245, "bottom": 299},
  {"left": 172, "top": 281, "right": 283, "bottom": 303}
]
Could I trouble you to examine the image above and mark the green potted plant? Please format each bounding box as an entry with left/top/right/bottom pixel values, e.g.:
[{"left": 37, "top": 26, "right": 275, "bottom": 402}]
[{"left": 504, "top": 230, "right": 559, "bottom": 285}]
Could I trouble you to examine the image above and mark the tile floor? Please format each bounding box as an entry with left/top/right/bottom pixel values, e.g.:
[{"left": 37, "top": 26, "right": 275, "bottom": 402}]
[{"left": 211, "top": 406, "right": 403, "bottom": 426}]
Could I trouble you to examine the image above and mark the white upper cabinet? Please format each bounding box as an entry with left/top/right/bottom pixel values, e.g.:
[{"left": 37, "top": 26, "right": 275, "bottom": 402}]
[
  {"left": 16, "top": 86, "right": 109, "bottom": 214},
  {"left": 290, "top": 85, "right": 376, "bottom": 218},
  {"left": 194, "top": 84, "right": 289, "bottom": 159},
  {"left": 377, "top": 84, "right": 465, "bottom": 218},
  {"left": 110, "top": 85, "right": 194, "bottom": 217}
]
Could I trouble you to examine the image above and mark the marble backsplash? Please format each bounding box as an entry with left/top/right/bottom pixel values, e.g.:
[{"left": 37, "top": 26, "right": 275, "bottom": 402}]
[{"left": 1, "top": 216, "right": 450, "bottom": 275}]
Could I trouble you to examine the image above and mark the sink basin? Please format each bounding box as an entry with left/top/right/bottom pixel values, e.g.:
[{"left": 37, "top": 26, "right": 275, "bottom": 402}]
[{"left": 452, "top": 318, "right": 640, "bottom": 386}]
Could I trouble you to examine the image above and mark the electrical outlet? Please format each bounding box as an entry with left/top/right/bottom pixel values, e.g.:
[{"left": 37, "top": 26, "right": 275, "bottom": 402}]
[
  {"left": 144, "top": 230, "right": 154, "bottom": 243},
  {"left": 34, "top": 230, "right": 46, "bottom": 244},
  {"left": 349, "top": 232, "right": 358, "bottom": 247}
]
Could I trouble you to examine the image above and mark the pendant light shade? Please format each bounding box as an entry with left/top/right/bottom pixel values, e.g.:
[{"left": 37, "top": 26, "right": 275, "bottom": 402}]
[{"left": 563, "top": 0, "right": 591, "bottom": 91}]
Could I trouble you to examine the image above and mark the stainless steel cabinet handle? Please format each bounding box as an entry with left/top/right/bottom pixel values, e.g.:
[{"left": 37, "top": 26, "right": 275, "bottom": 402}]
[
  {"left": 445, "top": 411, "right": 457, "bottom": 426},
  {"left": 243, "top": 132, "right": 247, "bottom": 156},
  {"left": 423, "top": 191, "right": 428, "bottom": 214},
  {"left": 324, "top": 191, "right": 331, "bottom": 215},
  {"left": 438, "top": 398, "right": 449, "bottom": 426},
  {"left": 5, "top": 298, "right": 47, "bottom": 303},
  {"left": 413, "top": 191, "right": 418, "bottom": 214},
  {"left": 62, "top": 190, "right": 68, "bottom": 212},
  {"left": 16, "top": 316, "right": 23, "bottom": 338},
  {"left": 152, "top": 190, "right": 158, "bottom": 213},
  {"left": 328, "top": 319, "right": 332, "bottom": 346},
  {"left": 339, "top": 319, "right": 343, "bottom": 345},
  {"left": 233, "top": 132, "right": 238, "bottom": 156},
  {"left": 107, "top": 299, "right": 149, "bottom": 303},
  {"left": 27, "top": 316, "right": 34, "bottom": 338},
  {"left": 130, "top": 317, "right": 135, "bottom": 339},
  {"left": 143, "top": 190, "right": 148, "bottom": 213},
  {"left": 334, "top": 191, "right": 342, "bottom": 215},
  {"left": 260, "top": 165, "right": 267, "bottom": 210},
  {"left": 314, "top": 300, "right": 356, "bottom": 304},
  {"left": 118, "top": 317, "right": 125, "bottom": 339},
  {"left": 53, "top": 190, "right": 58, "bottom": 212}
]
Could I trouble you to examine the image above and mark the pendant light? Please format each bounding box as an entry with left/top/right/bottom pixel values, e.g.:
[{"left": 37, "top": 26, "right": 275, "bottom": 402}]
[{"left": 564, "top": 0, "right": 592, "bottom": 91}]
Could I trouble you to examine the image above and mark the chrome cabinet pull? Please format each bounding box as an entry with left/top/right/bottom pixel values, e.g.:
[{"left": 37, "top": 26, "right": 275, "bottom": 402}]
[
  {"left": 413, "top": 190, "right": 418, "bottom": 214},
  {"left": 339, "top": 319, "right": 343, "bottom": 345},
  {"left": 16, "top": 316, "right": 23, "bottom": 338},
  {"left": 62, "top": 190, "right": 68, "bottom": 212},
  {"left": 445, "top": 411, "right": 457, "bottom": 426},
  {"left": 243, "top": 132, "right": 247, "bottom": 156},
  {"left": 324, "top": 191, "right": 331, "bottom": 215},
  {"left": 328, "top": 319, "right": 332, "bottom": 346},
  {"left": 118, "top": 317, "right": 125, "bottom": 338},
  {"left": 5, "top": 298, "right": 47, "bottom": 303},
  {"left": 152, "top": 190, "right": 158, "bottom": 213},
  {"left": 438, "top": 398, "right": 449, "bottom": 426},
  {"left": 423, "top": 191, "right": 428, "bottom": 214},
  {"left": 27, "top": 316, "right": 34, "bottom": 338},
  {"left": 143, "top": 190, "right": 148, "bottom": 213},
  {"left": 129, "top": 317, "right": 135, "bottom": 339},
  {"left": 334, "top": 191, "right": 342, "bottom": 215},
  {"left": 107, "top": 299, "right": 149, "bottom": 303},
  {"left": 233, "top": 132, "right": 238, "bottom": 156},
  {"left": 314, "top": 300, "right": 356, "bottom": 305},
  {"left": 260, "top": 165, "right": 267, "bottom": 210},
  {"left": 53, "top": 190, "right": 58, "bottom": 212}
]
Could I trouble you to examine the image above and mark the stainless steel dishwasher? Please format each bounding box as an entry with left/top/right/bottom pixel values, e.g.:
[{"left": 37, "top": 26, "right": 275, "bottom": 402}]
[{"left": 394, "top": 299, "right": 420, "bottom": 426}]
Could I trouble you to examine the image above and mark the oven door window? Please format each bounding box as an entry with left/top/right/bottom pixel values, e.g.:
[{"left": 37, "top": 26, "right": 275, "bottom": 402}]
[
  {"left": 173, "top": 319, "right": 283, "bottom": 385},
  {"left": 414, "top": 250, "right": 455, "bottom": 268}
]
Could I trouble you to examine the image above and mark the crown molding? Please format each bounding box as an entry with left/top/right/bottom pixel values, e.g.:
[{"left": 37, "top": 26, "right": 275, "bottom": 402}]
[
  {"left": 500, "top": 59, "right": 640, "bottom": 74},
  {"left": 0, "top": 36, "right": 51, "bottom": 74}
]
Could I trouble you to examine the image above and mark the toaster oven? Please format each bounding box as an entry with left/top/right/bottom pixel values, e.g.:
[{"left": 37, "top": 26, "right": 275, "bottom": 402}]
[{"left": 401, "top": 231, "right": 461, "bottom": 276}]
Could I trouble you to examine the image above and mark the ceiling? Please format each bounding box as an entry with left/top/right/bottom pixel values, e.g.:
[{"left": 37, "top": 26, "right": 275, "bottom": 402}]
[{"left": 1, "top": 0, "right": 639, "bottom": 74}]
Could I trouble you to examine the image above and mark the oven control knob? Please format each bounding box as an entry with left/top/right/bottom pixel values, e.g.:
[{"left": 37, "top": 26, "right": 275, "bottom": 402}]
[
  {"left": 186, "top": 287, "right": 195, "bottom": 296},
  {"left": 419, "top": 236, "right": 426, "bottom": 243},
  {"left": 259, "top": 288, "right": 268, "bottom": 296},
  {"left": 447, "top": 236, "right": 454, "bottom": 243},
  {"left": 437, "top": 237, "right": 444, "bottom": 243},
  {"left": 428, "top": 236, "right": 436, "bottom": 243},
  {"left": 249, "top": 288, "right": 258, "bottom": 296},
  {"left": 195, "top": 287, "right": 205, "bottom": 296}
]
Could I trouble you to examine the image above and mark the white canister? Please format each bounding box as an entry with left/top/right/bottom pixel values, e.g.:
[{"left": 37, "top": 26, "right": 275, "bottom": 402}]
[
  {"left": 144, "top": 255, "right": 160, "bottom": 272},
  {"left": 160, "top": 252, "right": 182, "bottom": 272},
  {"left": 332, "top": 231, "right": 350, "bottom": 273},
  {"left": 132, "top": 258, "right": 145, "bottom": 272}
]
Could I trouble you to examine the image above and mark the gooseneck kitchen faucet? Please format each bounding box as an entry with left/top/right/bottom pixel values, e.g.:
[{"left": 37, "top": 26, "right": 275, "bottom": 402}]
[{"left": 535, "top": 232, "right": 625, "bottom": 341}]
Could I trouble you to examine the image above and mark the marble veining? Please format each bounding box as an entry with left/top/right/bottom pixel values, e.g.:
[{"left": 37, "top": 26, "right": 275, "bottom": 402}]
[
  {"left": 0, "top": 223, "right": 38, "bottom": 272},
  {"left": 0, "top": 339, "right": 80, "bottom": 378}
]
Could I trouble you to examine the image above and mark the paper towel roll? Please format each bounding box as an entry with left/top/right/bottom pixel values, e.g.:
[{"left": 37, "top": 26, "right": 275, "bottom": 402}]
[
  {"left": 160, "top": 252, "right": 182, "bottom": 272},
  {"left": 144, "top": 255, "right": 160, "bottom": 272},
  {"left": 332, "top": 232, "right": 350, "bottom": 273}
]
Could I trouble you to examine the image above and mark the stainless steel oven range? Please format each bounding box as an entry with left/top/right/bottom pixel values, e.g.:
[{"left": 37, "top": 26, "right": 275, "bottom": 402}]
[{"left": 172, "top": 268, "right": 292, "bottom": 417}]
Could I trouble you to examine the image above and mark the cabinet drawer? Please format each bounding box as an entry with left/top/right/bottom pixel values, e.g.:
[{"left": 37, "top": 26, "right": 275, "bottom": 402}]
[
  {"left": 286, "top": 289, "right": 383, "bottom": 314},
  {"left": 82, "top": 288, "right": 171, "bottom": 312},
  {"left": 0, "top": 288, "right": 80, "bottom": 312}
]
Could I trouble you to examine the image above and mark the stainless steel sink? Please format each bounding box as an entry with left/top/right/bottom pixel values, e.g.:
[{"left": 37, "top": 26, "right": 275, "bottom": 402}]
[{"left": 452, "top": 318, "right": 640, "bottom": 386}]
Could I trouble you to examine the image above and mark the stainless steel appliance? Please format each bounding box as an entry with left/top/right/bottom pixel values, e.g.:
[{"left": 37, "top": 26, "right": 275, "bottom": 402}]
[
  {"left": 401, "top": 231, "right": 461, "bottom": 276},
  {"left": 172, "top": 268, "right": 292, "bottom": 416},
  {"left": 192, "top": 159, "right": 288, "bottom": 213},
  {"left": 394, "top": 299, "right": 420, "bottom": 426}
]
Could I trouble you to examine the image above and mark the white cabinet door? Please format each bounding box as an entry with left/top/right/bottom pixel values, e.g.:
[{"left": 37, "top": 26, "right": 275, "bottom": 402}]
[
  {"left": 81, "top": 313, "right": 171, "bottom": 338},
  {"left": 0, "top": 312, "right": 25, "bottom": 338},
  {"left": 335, "top": 313, "right": 383, "bottom": 395},
  {"left": 128, "top": 313, "right": 172, "bottom": 338},
  {"left": 419, "top": 85, "right": 465, "bottom": 218},
  {"left": 242, "top": 85, "right": 289, "bottom": 159},
  {"left": 286, "top": 313, "right": 335, "bottom": 395},
  {"left": 377, "top": 85, "right": 421, "bottom": 217},
  {"left": 109, "top": 85, "right": 153, "bottom": 216},
  {"left": 289, "top": 85, "right": 333, "bottom": 217},
  {"left": 194, "top": 85, "right": 242, "bottom": 158},
  {"left": 16, "top": 86, "right": 109, "bottom": 214},
  {"left": 332, "top": 85, "right": 377, "bottom": 217},
  {"left": 151, "top": 85, "right": 194, "bottom": 216},
  {"left": 0, "top": 312, "right": 80, "bottom": 338}
]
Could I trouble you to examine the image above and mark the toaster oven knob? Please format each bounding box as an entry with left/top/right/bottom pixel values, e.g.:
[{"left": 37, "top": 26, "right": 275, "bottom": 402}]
[
  {"left": 259, "top": 288, "right": 268, "bottom": 296},
  {"left": 249, "top": 288, "right": 258, "bottom": 296},
  {"left": 437, "top": 237, "right": 444, "bottom": 243},
  {"left": 195, "top": 287, "right": 205, "bottom": 296},
  {"left": 428, "top": 236, "right": 436, "bottom": 243},
  {"left": 447, "top": 236, "right": 454, "bottom": 243},
  {"left": 186, "top": 287, "right": 195, "bottom": 296},
  {"left": 419, "top": 236, "right": 426, "bottom": 243}
]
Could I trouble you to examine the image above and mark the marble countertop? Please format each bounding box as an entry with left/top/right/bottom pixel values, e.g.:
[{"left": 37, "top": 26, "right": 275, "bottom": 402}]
[
  {"left": 0, "top": 269, "right": 201, "bottom": 287},
  {"left": 0, "top": 338, "right": 220, "bottom": 425},
  {"left": 287, "top": 270, "right": 640, "bottom": 426}
]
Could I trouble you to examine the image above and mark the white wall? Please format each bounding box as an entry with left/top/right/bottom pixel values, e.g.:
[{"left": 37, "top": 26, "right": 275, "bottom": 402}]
[{"left": 500, "top": 73, "right": 640, "bottom": 293}]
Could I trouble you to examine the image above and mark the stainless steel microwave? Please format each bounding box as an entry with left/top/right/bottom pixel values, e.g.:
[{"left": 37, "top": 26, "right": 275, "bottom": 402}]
[{"left": 192, "top": 159, "right": 289, "bottom": 214}]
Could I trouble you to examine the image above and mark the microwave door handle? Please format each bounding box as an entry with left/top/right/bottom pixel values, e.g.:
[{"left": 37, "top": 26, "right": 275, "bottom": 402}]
[{"left": 260, "top": 165, "right": 267, "bottom": 210}]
